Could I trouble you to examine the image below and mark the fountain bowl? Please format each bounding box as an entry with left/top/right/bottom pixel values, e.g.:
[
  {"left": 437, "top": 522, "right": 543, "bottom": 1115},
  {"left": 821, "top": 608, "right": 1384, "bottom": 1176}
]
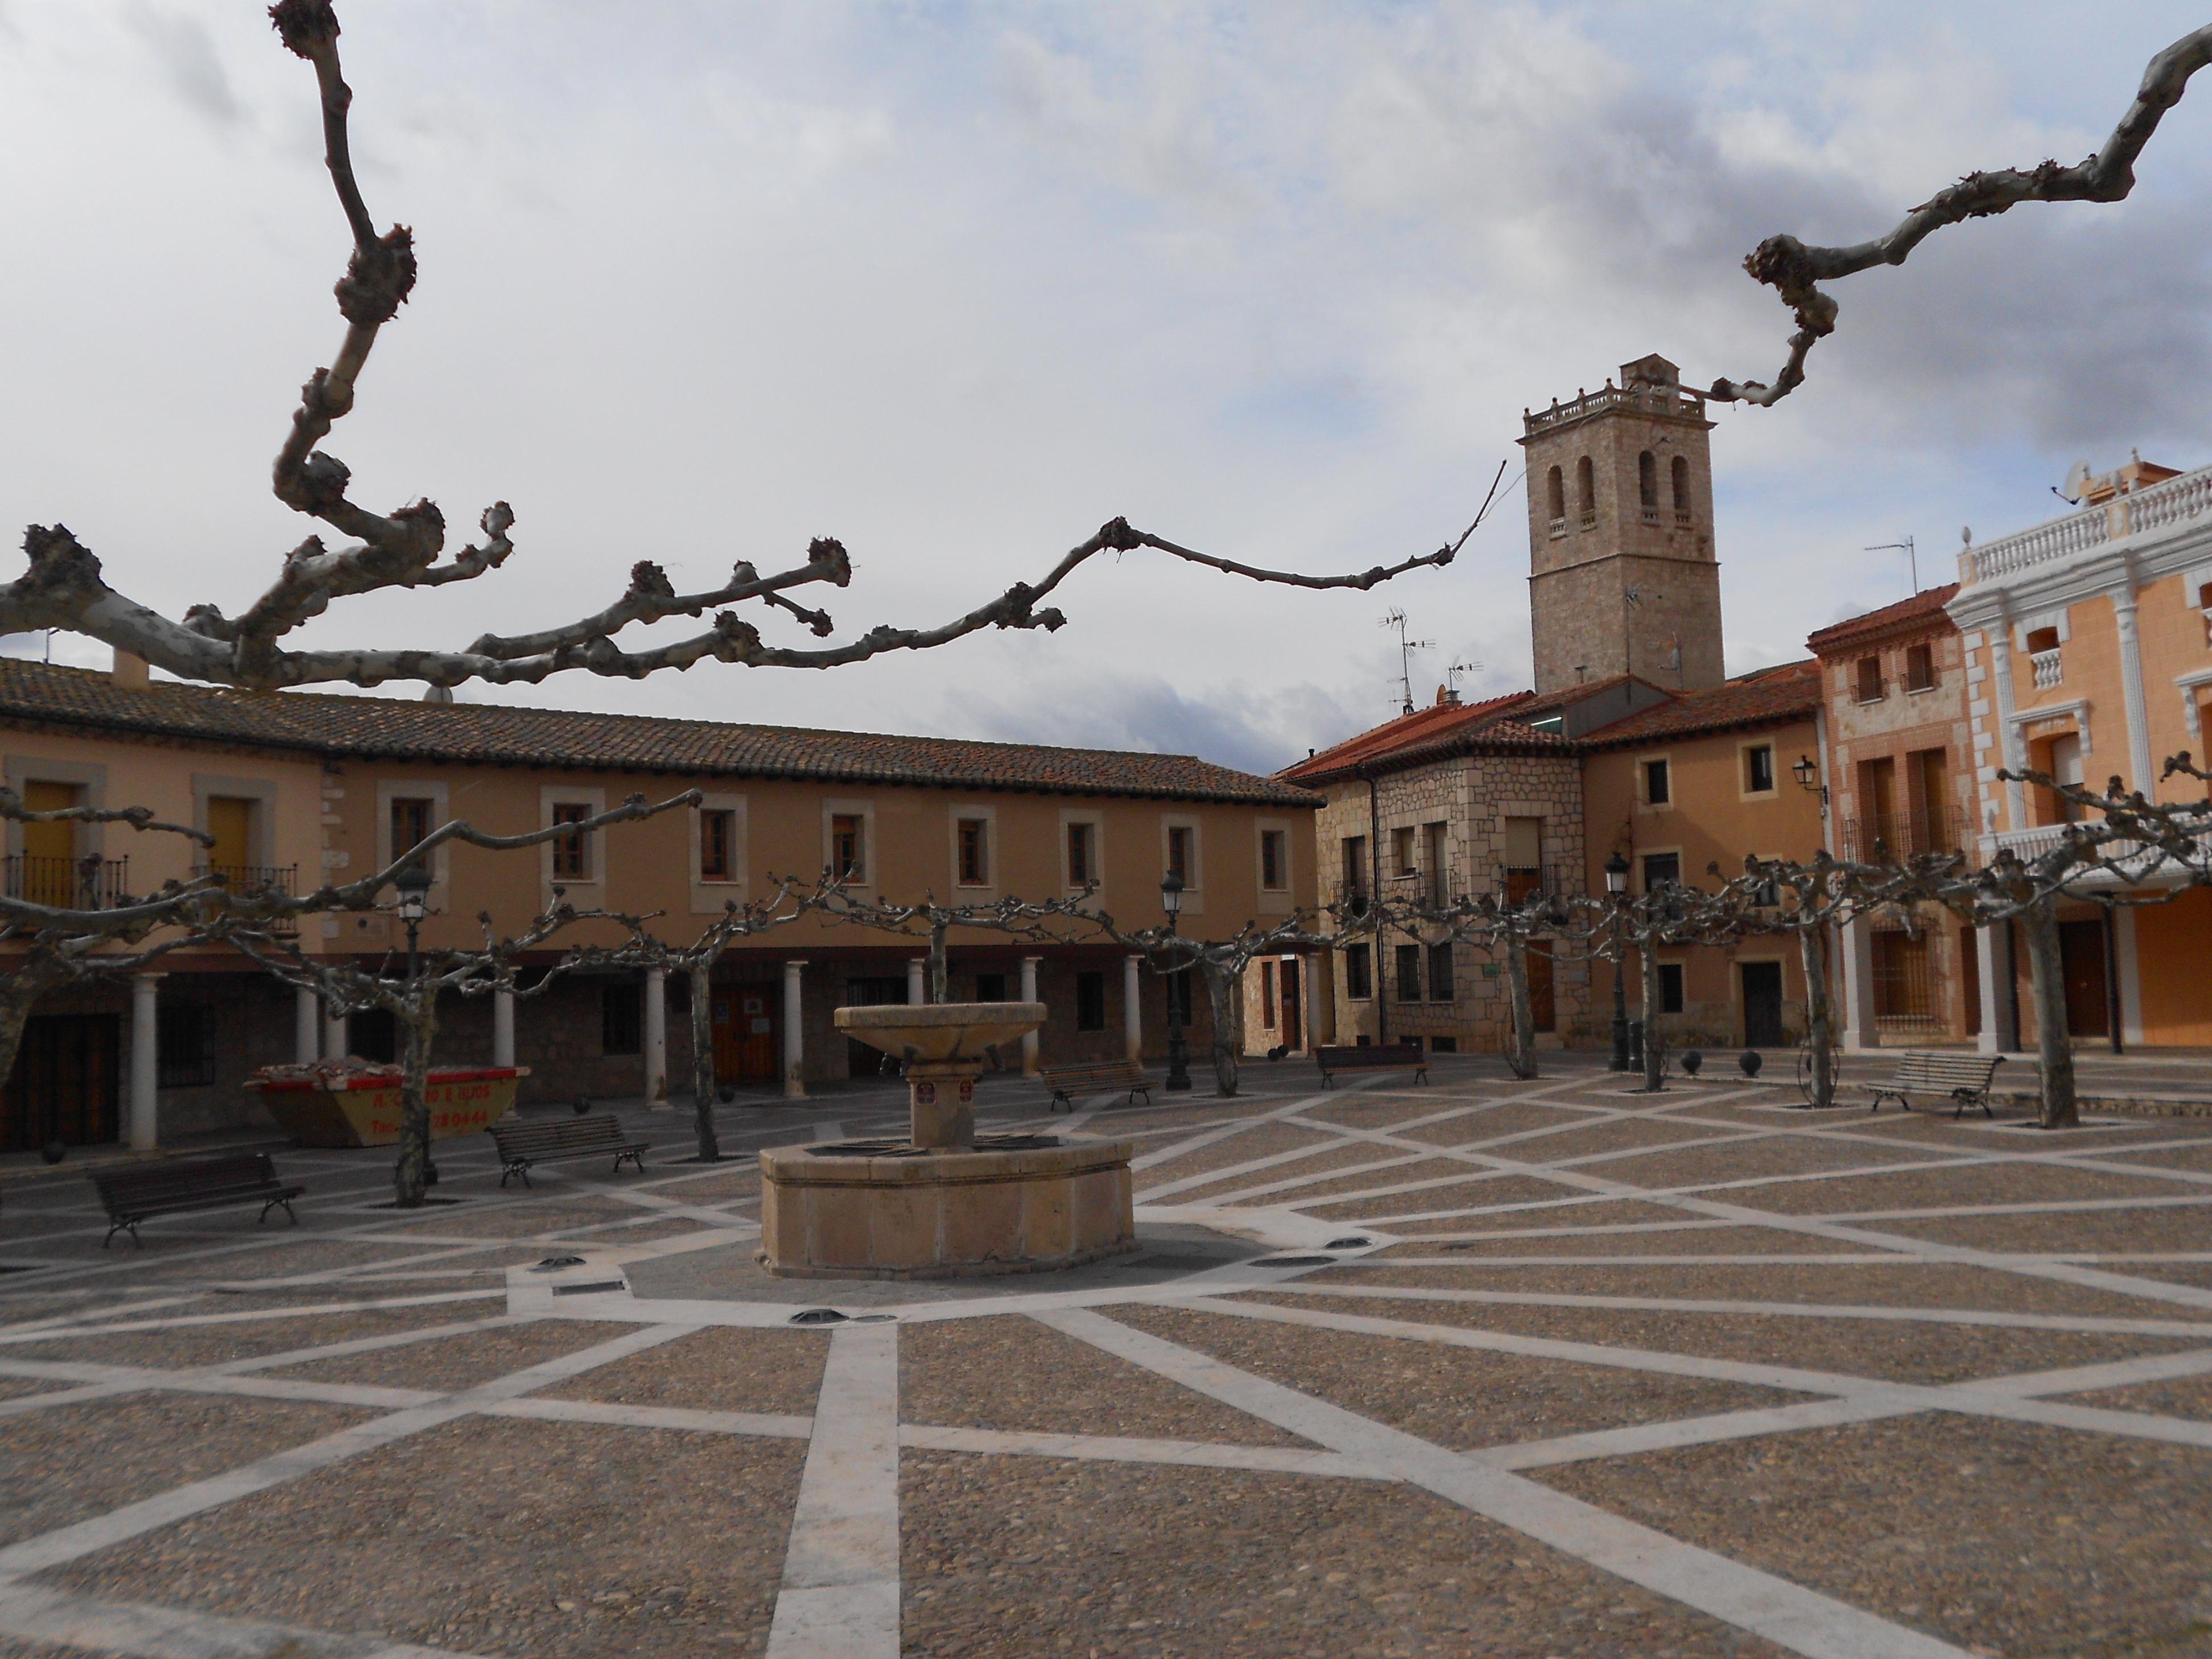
[{"left": 760, "top": 1000, "right": 1135, "bottom": 1278}]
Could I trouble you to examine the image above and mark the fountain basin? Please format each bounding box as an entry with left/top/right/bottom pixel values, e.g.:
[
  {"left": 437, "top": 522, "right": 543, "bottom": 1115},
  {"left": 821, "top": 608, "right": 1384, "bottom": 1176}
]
[
  {"left": 758, "top": 1002, "right": 1134, "bottom": 1277},
  {"left": 758, "top": 1134, "right": 1134, "bottom": 1278}
]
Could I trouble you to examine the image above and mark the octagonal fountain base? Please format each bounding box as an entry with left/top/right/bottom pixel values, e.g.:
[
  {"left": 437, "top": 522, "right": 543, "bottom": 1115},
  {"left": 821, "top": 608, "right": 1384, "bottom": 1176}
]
[{"left": 757, "top": 1133, "right": 1135, "bottom": 1279}]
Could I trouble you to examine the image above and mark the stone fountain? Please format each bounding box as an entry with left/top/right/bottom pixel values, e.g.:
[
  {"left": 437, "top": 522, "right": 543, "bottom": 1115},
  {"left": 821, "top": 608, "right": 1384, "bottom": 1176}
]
[{"left": 756, "top": 1002, "right": 1137, "bottom": 1278}]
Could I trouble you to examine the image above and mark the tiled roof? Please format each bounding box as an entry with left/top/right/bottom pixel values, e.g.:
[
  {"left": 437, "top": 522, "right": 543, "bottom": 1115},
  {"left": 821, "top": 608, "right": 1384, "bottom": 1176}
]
[
  {"left": 1805, "top": 585, "right": 1961, "bottom": 654},
  {"left": 1276, "top": 691, "right": 1534, "bottom": 786},
  {"left": 0, "top": 661, "right": 1320, "bottom": 807},
  {"left": 1577, "top": 660, "right": 1823, "bottom": 749}
]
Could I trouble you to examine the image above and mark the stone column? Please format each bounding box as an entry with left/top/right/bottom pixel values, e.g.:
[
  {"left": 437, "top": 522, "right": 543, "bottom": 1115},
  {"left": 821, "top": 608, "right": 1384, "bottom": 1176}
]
[
  {"left": 906, "top": 956, "right": 926, "bottom": 1006},
  {"left": 1839, "top": 918, "right": 1880, "bottom": 1051},
  {"left": 2112, "top": 585, "right": 2156, "bottom": 795},
  {"left": 1987, "top": 624, "right": 2027, "bottom": 831},
  {"left": 323, "top": 1001, "right": 349, "bottom": 1062},
  {"left": 1123, "top": 954, "right": 1144, "bottom": 1064},
  {"left": 645, "top": 965, "right": 668, "bottom": 1106},
  {"left": 294, "top": 985, "right": 320, "bottom": 1064},
  {"left": 493, "top": 986, "right": 516, "bottom": 1068},
  {"left": 1304, "top": 952, "right": 1331, "bottom": 1047},
  {"left": 782, "top": 959, "right": 807, "bottom": 1100},
  {"left": 2113, "top": 904, "right": 2146, "bottom": 1047},
  {"left": 1020, "top": 955, "right": 1042, "bottom": 1077},
  {"left": 129, "top": 973, "right": 162, "bottom": 1152},
  {"left": 1976, "top": 921, "right": 2020, "bottom": 1055}
]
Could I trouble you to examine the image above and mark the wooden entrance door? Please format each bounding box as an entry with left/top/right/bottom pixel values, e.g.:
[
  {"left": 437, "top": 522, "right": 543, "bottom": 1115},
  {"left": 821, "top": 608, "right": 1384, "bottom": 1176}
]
[
  {"left": 1281, "top": 958, "right": 1302, "bottom": 1051},
  {"left": 1526, "top": 942, "right": 1557, "bottom": 1031},
  {"left": 2, "top": 1014, "right": 119, "bottom": 1152},
  {"left": 2058, "top": 919, "right": 2110, "bottom": 1037},
  {"left": 712, "top": 987, "right": 779, "bottom": 1083},
  {"left": 1741, "top": 961, "right": 1785, "bottom": 1047}
]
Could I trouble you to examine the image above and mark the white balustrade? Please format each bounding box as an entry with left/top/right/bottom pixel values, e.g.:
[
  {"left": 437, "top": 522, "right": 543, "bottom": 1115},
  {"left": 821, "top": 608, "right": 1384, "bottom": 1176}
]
[
  {"left": 1965, "top": 463, "right": 2212, "bottom": 583},
  {"left": 2030, "top": 648, "right": 2064, "bottom": 690}
]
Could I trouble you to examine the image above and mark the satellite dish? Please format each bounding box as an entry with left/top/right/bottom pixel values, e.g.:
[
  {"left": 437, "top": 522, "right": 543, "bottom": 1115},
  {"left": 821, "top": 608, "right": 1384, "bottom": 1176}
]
[
  {"left": 2061, "top": 460, "right": 2093, "bottom": 503},
  {"left": 1960, "top": 526, "right": 1972, "bottom": 547}
]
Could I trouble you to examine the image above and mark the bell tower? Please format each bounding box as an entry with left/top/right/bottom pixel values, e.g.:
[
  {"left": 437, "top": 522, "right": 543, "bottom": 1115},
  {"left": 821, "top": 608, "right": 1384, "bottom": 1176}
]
[{"left": 1518, "top": 354, "right": 1724, "bottom": 695}]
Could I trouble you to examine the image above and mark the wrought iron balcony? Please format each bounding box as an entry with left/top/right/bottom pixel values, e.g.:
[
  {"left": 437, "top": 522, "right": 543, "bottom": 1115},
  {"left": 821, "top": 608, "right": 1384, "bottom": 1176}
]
[
  {"left": 5, "top": 855, "right": 130, "bottom": 909},
  {"left": 1840, "top": 808, "right": 1969, "bottom": 863},
  {"left": 192, "top": 862, "right": 299, "bottom": 896}
]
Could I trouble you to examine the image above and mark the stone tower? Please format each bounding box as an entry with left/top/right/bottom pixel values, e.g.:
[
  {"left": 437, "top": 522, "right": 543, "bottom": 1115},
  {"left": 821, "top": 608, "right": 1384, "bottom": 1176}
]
[{"left": 1518, "top": 354, "right": 1724, "bottom": 695}]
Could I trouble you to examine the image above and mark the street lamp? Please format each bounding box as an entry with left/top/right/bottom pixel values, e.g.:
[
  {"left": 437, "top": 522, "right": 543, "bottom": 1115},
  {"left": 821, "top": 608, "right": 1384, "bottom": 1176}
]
[
  {"left": 394, "top": 857, "right": 433, "bottom": 974},
  {"left": 1791, "top": 754, "right": 1819, "bottom": 791},
  {"left": 392, "top": 857, "right": 436, "bottom": 1183},
  {"left": 1604, "top": 851, "right": 1631, "bottom": 1072},
  {"left": 1159, "top": 871, "right": 1191, "bottom": 1093}
]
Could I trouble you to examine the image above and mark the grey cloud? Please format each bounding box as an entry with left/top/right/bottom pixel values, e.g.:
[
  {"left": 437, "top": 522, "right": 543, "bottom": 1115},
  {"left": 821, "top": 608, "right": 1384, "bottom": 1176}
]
[{"left": 124, "top": 2, "right": 242, "bottom": 129}]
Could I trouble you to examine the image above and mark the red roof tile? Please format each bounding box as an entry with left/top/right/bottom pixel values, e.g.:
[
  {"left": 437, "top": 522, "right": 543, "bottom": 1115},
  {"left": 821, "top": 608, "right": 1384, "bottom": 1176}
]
[
  {"left": 1576, "top": 661, "right": 1822, "bottom": 749},
  {"left": 1276, "top": 690, "right": 1534, "bottom": 785},
  {"left": 1805, "top": 585, "right": 1961, "bottom": 654},
  {"left": 0, "top": 661, "right": 1319, "bottom": 807}
]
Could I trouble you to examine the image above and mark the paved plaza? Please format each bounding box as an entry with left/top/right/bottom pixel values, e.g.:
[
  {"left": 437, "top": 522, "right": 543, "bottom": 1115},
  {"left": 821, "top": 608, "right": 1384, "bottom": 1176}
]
[{"left": 3, "top": 1056, "right": 2211, "bottom": 1658}]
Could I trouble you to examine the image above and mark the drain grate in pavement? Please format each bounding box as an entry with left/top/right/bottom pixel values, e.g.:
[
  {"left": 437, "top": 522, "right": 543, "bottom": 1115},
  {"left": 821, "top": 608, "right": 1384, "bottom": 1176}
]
[
  {"left": 551, "top": 1280, "right": 627, "bottom": 1297},
  {"left": 1252, "top": 1254, "right": 1337, "bottom": 1267}
]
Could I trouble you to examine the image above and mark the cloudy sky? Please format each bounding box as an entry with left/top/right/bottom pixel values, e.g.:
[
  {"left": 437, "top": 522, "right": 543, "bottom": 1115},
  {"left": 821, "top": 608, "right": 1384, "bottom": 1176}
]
[{"left": 3, "top": 2, "right": 2207, "bottom": 775}]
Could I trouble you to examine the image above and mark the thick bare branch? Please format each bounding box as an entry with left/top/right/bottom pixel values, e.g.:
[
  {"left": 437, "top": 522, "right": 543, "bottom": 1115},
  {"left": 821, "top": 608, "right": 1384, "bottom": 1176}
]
[{"left": 1711, "top": 25, "right": 2212, "bottom": 407}]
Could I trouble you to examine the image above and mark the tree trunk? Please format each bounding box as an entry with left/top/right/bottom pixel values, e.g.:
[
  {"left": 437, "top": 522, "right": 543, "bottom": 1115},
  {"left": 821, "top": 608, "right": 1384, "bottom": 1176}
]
[
  {"left": 930, "top": 922, "right": 948, "bottom": 1005},
  {"left": 688, "top": 959, "right": 721, "bottom": 1162},
  {"left": 1502, "top": 936, "right": 1537, "bottom": 1079},
  {"left": 392, "top": 990, "right": 440, "bottom": 1207},
  {"left": 2019, "top": 895, "right": 2079, "bottom": 1129},
  {"left": 0, "top": 956, "right": 61, "bottom": 1119},
  {"left": 1639, "top": 938, "right": 1663, "bottom": 1093},
  {"left": 1200, "top": 959, "right": 1240, "bottom": 1095},
  {"left": 1798, "top": 924, "right": 1835, "bottom": 1108}
]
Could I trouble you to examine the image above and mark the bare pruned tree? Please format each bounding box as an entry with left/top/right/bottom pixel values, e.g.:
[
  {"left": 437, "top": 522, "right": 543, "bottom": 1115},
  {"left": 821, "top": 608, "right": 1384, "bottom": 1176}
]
[
  {"left": 1397, "top": 890, "right": 1595, "bottom": 1082},
  {"left": 224, "top": 895, "right": 632, "bottom": 1207},
  {"left": 563, "top": 886, "right": 820, "bottom": 1165},
  {"left": 1109, "top": 912, "right": 1342, "bottom": 1095},
  {"left": 6, "top": 1, "right": 1482, "bottom": 695},
  {"left": 805, "top": 886, "right": 1110, "bottom": 1012},
  {"left": 1711, "top": 25, "right": 2212, "bottom": 407}
]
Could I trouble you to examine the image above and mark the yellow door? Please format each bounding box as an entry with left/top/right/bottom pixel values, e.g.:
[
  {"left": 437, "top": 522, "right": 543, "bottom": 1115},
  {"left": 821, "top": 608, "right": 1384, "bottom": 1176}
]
[
  {"left": 207, "top": 797, "right": 253, "bottom": 884},
  {"left": 20, "top": 781, "right": 79, "bottom": 905}
]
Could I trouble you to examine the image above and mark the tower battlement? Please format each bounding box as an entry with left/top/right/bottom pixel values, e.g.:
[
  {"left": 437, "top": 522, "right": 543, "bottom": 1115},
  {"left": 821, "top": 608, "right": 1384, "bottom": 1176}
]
[{"left": 1517, "top": 353, "right": 1724, "bottom": 695}]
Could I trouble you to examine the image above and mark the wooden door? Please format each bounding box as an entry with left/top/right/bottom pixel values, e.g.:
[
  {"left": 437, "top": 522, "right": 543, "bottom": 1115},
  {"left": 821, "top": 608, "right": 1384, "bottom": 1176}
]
[
  {"left": 712, "top": 987, "right": 778, "bottom": 1082},
  {"left": 2058, "top": 919, "right": 2109, "bottom": 1037},
  {"left": 2, "top": 1014, "right": 119, "bottom": 1152},
  {"left": 1281, "top": 959, "right": 1302, "bottom": 1052},
  {"left": 19, "top": 780, "right": 79, "bottom": 905},
  {"left": 207, "top": 795, "right": 253, "bottom": 884},
  {"left": 1526, "top": 940, "right": 1556, "bottom": 1031},
  {"left": 1741, "top": 961, "right": 1785, "bottom": 1047}
]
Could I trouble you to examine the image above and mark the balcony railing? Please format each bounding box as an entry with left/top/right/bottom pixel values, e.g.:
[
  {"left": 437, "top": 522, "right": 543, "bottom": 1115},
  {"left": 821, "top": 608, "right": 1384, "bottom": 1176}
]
[
  {"left": 1987, "top": 814, "right": 2212, "bottom": 882},
  {"left": 1840, "top": 808, "right": 1969, "bottom": 863},
  {"left": 1500, "top": 865, "right": 1568, "bottom": 904},
  {"left": 1547, "top": 517, "right": 1567, "bottom": 540},
  {"left": 2030, "top": 647, "right": 2064, "bottom": 690},
  {"left": 1964, "top": 462, "right": 2212, "bottom": 583},
  {"left": 1524, "top": 382, "right": 1706, "bottom": 435},
  {"left": 5, "top": 855, "right": 130, "bottom": 909},
  {"left": 192, "top": 863, "right": 299, "bottom": 896}
]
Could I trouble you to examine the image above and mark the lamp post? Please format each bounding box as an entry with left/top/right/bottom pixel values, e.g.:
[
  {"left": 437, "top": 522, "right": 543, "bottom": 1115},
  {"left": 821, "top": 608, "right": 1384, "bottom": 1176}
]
[
  {"left": 1604, "top": 851, "right": 1631, "bottom": 1072},
  {"left": 1159, "top": 871, "right": 1191, "bottom": 1092},
  {"left": 393, "top": 857, "right": 435, "bottom": 1183}
]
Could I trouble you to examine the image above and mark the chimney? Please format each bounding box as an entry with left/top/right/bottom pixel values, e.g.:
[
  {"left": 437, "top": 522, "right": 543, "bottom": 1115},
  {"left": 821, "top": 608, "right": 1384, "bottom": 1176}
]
[{"left": 111, "top": 649, "right": 150, "bottom": 691}]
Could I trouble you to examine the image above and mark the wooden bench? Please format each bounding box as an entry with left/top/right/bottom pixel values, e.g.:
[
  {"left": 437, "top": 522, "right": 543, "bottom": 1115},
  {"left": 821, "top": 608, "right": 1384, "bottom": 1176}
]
[
  {"left": 1042, "top": 1059, "right": 1153, "bottom": 1112},
  {"left": 89, "top": 1153, "right": 303, "bottom": 1248},
  {"left": 1315, "top": 1042, "right": 1429, "bottom": 1087},
  {"left": 488, "top": 1114, "right": 649, "bottom": 1187},
  {"left": 1868, "top": 1052, "right": 2006, "bottom": 1119}
]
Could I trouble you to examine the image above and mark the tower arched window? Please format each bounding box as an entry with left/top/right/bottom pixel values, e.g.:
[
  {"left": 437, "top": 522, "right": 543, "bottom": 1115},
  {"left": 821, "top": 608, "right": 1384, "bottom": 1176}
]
[
  {"left": 1670, "top": 455, "right": 1691, "bottom": 523},
  {"left": 1545, "top": 466, "right": 1566, "bottom": 536},
  {"left": 1575, "top": 457, "right": 1595, "bottom": 529},
  {"left": 1638, "top": 451, "right": 1658, "bottom": 522}
]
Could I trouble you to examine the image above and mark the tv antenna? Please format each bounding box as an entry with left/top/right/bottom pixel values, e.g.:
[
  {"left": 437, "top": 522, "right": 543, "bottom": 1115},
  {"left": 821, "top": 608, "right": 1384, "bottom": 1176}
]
[
  {"left": 1380, "top": 610, "right": 1433, "bottom": 716},
  {"left": 1866, "top": 535, "right": 1918, "bottom": 595},
  {"left": 1446, "top": 660, "right": 1483, "bottom": 699}
]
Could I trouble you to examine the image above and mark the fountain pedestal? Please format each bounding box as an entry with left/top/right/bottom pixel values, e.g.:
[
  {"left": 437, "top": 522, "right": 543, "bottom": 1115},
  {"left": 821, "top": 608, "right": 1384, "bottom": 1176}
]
[{"left": 757, "top": 1003, "right": 1137, "bottom": 1279}]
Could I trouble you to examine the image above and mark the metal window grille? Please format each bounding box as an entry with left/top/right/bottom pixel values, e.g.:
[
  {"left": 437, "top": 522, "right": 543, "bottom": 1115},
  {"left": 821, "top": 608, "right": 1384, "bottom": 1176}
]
[{"left": 155, "top": 1003, "right": 216, "bottom": 1090}]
